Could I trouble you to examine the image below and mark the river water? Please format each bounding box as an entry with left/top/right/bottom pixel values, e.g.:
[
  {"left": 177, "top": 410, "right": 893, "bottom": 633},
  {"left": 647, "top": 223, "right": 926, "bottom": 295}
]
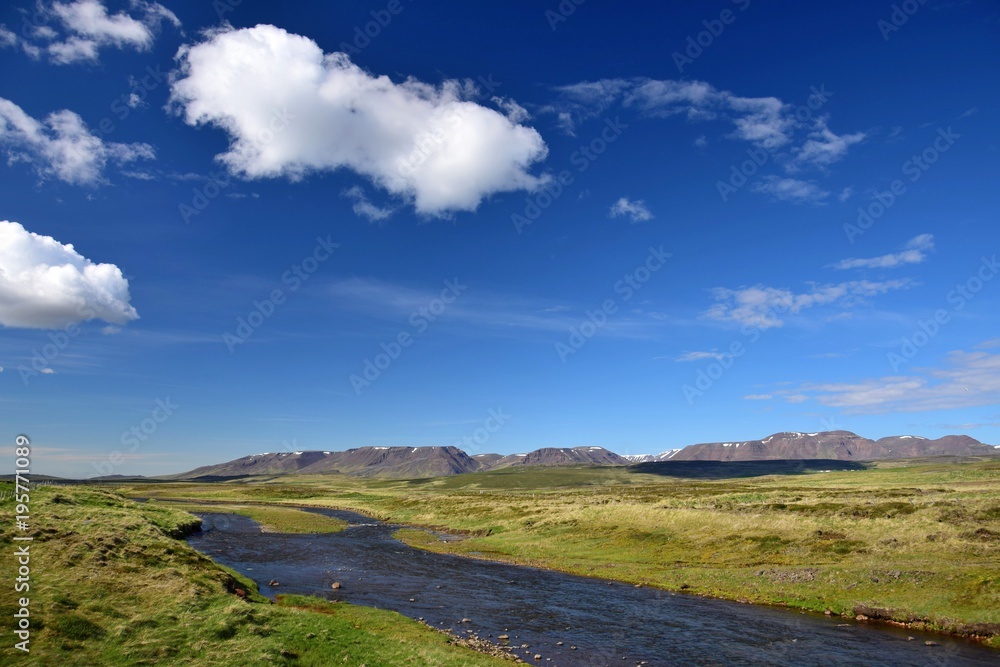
[{"left": 185, "top": 507, "right": 998, "bottom": 666}]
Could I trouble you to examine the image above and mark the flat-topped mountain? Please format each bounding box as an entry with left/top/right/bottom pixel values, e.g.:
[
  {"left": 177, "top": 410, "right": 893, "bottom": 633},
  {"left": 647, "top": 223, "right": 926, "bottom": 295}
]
[
  {"left": 511, "top": 446, "right": 629, "bottom": 467},
  {"left": 670, "top": 431, "right": 996, "bottom": 462},
  {"left": 166, "top": 432, "right": 997, "bottom": 480},
  {"left": 170, "top": 446, "right": 479, "bottom": 479}
]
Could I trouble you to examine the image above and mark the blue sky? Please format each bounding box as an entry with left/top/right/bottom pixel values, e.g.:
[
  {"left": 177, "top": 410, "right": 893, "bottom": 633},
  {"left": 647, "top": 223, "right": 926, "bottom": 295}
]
[{"left": 1, "top": 0, "right": 998, "bottom": 477}]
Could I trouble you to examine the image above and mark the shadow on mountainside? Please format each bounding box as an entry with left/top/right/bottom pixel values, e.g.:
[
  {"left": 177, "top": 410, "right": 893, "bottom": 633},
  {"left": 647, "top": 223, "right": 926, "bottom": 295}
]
[{"left": 629, "top": 459, "right": 868, "bottom": 479}]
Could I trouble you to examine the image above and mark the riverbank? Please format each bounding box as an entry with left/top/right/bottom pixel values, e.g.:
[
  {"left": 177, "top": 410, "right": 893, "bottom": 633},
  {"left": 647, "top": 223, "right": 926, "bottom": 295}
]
[
  {"left": 119, "top": 456, "right": 1000, "bottom": 648},
  {"left": 0, "top": 483, "right": 516, "bottom": 666}
]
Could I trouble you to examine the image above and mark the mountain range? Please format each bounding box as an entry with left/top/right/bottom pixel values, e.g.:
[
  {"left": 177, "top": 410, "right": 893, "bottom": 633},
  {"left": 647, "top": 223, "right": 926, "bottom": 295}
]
[{"left": 166, "top": 431, "right": 998, "bottom": 480}]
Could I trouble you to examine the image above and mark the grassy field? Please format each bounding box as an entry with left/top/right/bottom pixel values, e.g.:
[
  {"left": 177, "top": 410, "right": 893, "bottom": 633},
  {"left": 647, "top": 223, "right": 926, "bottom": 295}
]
[
  {"left": 0, "top": 484, "right": 513, "bottom": 666},
  {"left": 118, "top": 456, "right": 1000, "bottom": 647},
  {"left": 143, "top": 500, "right": 349, "bottom": 534}
]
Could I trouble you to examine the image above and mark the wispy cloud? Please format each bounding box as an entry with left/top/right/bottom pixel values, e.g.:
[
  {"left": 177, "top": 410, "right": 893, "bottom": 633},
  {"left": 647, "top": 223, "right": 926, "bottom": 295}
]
[
  {"left": 793, "top": 347, "right": 1000, "bottom": 414},
  {"left": 832, "top": 234, "right": 934, "bottom": 270},
  {"left": 743, "top": 393, "right": 773, "bottom": 400},
  {"left": 675, "top": 351, "right": 726, "bottom": 362},
  {"left": 751, "top": 176, "right": 829, "bottom": 204},
  {"left": 705, "top": 279, "right": 912, "bottom": 329},
  {"left": 920, "top": 421, "right": 1000, "bottom": 431},
  {"left": 792, "top": 118, "right": 866, "bottom": 169},
  {"left": 342, "top": 185, "right": 395, "bottom": 223},
  {"left": 546, "top": 78, "right": 864, "bottom": 174},
  {"left": 608, "top": 197, "right": 653, "bottom": 222},
  {"left": 547, "top": 77, "right": 800, "bottom": 150},
  {"left": 327, "top": 277, "right": 664, "bottom": 340}
]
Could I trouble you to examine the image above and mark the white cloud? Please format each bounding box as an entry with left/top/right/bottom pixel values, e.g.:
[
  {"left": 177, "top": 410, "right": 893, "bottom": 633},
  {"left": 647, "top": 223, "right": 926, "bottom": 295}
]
[
  {"left": 706, "top": 279, "right": 912, "bottom": 329},
  {"left": 832, "top": 234, "right": 934, "bottom": 270},
  {"left": 838, "top": 186, "right": 855, "bottom": 202},
  {"left": 0, "top": 97, "right": 154, "bottom": 185},
  {"left": 793, "top": 118, "right": 866, "bottom": 169},
  {"left": 8, "top": 0, "right": 180, "bottom": 64},
  {"left": 724, "top": 94, "right": 794, "bottom": 150},
  {"left": 342, "top": 185, "right": 394, "bottom": 223},
  {"left": 676, "top": 351, "right": 726, "bottom": 362},
  {"left": 798, "top": 347, "right": 1000, "bottom": 414},
  {"left": 743, "top": 394, "right": 773, "bottom": 400},
  {"left": 809, "top": 351, "right": 849, "bottom": 359},
  {"left": 0, "top": 220, "right": 138, "bottom": 329},
  {"left": 549, "top": 77, "right": 857, "bottom": 155},
  {"left": 40, "top": 367, "right": 56, "bottom": 374},
  {"left": 608, "top": 197, "right": 653, "bottom": 223},
  {"left": 492, "top": 96, "right": 530, "bottom": 123},
  {"left": 168, "top": 25, "right": 548, "bottom": 217},
  {"left": 751, "top": 176, "right": 829, "bottom": 204},
  {"left": 548, "top": 79, "right": 865, "bottom": 190},
  {"left": 0, "top": 25, "right": 18, "bottom": 48},
  {"left": 546, "top": 78, "right": 634, "bottom": 134},
  {"left": 550, "top": 78, "right": 797, "bottom": 150}
]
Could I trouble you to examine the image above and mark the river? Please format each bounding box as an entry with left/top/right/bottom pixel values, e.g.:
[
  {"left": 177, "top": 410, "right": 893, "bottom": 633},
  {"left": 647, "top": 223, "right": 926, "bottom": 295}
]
[{"left": 185, "top": 507, "right": 998, "bottom": 666}]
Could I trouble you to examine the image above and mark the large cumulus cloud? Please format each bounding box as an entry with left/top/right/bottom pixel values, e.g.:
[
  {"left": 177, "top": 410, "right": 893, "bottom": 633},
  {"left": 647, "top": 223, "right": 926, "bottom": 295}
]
[
  {"left": 168, "top": 25, "right": 549, "bottom": 216},
  {"left": 0, "top": 220, "right": 138, "bottom": 329}
]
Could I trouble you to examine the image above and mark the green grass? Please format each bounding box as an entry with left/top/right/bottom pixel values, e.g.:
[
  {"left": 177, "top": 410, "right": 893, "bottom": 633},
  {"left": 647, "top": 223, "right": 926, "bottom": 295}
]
[
  {"left": 0, "top": 484, "right": 512, "bottom": 666},
  {"left": 120, "top": 456, "right": 1000, "bottom": 647}
]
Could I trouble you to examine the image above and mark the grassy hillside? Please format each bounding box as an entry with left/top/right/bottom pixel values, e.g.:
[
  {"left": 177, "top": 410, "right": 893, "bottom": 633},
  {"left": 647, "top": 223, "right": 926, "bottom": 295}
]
[
  {"left": 0, "top": 484, "right": 512, "bottom": 666},
  {"left": 122, "top": 457, "right": 1000, "bottom": 647}
]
